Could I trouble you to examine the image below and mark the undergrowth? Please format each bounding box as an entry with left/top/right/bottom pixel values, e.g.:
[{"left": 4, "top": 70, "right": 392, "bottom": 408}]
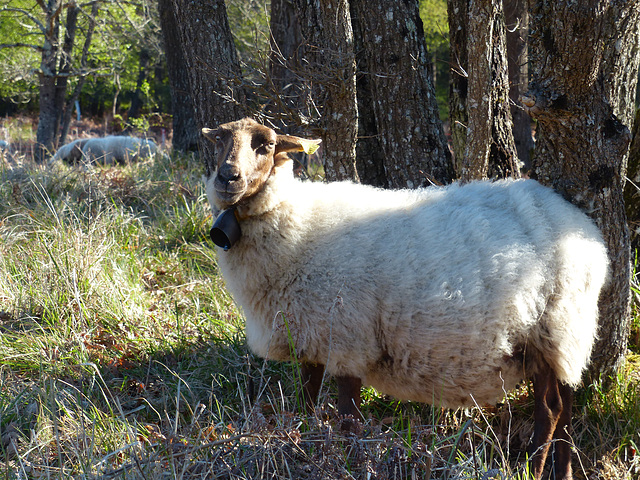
[{"left": 0, "top": 144, "right": 639, "bottom": 479}]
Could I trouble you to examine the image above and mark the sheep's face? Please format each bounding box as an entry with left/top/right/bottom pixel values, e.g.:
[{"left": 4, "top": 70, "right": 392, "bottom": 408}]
[{"left": 202, "top": 118, "right": 320, "bottom": 209}]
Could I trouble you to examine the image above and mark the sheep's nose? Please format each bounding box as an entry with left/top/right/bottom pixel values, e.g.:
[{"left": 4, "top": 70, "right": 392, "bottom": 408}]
[
  {"left": 217, "top": 167, "right": 240, "bottom": 185},
  {"left": 219, "top": 172, "right": 240, "bottom": 184}
]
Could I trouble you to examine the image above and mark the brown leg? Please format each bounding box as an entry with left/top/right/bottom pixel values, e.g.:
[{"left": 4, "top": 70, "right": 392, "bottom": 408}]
[
  {"left": 552, "top": 382, "right": 574, "bottom": 480},
  {"left": 300, "top": 362, "right": 325, "bottom": 414},
  {"left": 336, "top": 375, "right": 362, "bottom": 431},
  {"left": 531, "top": 366, "right": 571, "bottom": 480},
  {"left": 336, "top": 375, "right": 362, "bottom": 418}
]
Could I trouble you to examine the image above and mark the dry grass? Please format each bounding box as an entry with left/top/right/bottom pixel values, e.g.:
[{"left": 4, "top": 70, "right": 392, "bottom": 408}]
[{"left": 0, "top": 129, "right": 639, "bottom": 479}]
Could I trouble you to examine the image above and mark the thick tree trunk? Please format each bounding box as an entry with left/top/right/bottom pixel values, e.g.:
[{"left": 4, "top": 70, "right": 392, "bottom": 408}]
[
  {"left": 462, "top": 0, "right": 518, "bottom": 182},
  {"left": 292, "top": 0, "right": 359, "bottom": 181},
  {"left": 526, "top": 0, "right": 640, "bottom": 378},
  {"left": 268, "top": 0, "right": 308, "bottom": 132},
  {"left": 624, "top": 109, "right": 640, "bottom": 254},
  {"left": 170, "top": 0, "right": 246, "bottom": 175},
  {"left": 157, "top": 0, "right": 198, "bottom": 152},
  {"left": 350, "top": 0, "right": 453, "bottom": 188},
  {"left": 349, "top": 2, "right": 387, "bottom": 188},
  {"left": 504, "top": 0, "right": 533, "bottom": 173}
]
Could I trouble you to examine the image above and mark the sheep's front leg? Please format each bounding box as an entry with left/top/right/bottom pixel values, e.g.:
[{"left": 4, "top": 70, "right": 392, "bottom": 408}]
[
  {"left": 531, "top": 365, "right": 571, "bottom": 480},
  {"left": 300, "top": 362, "right": 324, "bottom": 414}
]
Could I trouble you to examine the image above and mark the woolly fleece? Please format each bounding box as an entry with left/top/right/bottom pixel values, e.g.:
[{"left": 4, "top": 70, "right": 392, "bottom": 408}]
[{"left": 207, "top": 166, "right": 609, "bottom": 408}]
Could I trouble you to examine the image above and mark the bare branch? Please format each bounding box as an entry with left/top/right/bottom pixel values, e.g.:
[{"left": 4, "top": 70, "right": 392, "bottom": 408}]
[
  {"left": 0, "top": 6, "right": 47, "bottom": 34},
  {"left": 0, "top": 42, "right": 44, "bottom": 51}
]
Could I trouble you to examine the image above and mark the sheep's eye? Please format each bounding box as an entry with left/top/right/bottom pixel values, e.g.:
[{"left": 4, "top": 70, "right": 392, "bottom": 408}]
[{"left": 256, "top": 141, "right": 274, "bottom": 153}]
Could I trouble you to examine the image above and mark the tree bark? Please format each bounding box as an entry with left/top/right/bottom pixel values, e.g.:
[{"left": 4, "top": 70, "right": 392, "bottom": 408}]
[
  {"left": 157, "top": 0, "right": 198, "bottom": 152},
  {"left": 170, "top": 0, "right": 246, "bottom": 175},
  {"left": 268, "top": 0, "right": 308, "bottom": 132},
  {"left": 349, "top": 2, "right": 387, "bottom": 188},
  {"left": 504, "top": 0, "right": 533, "bottom": 173},
  {"left": 54, "top": 4, "right": 78, "bottom": 143},
  {"left": 526, "top": 0, "right": 640, "bottom": 378},
  {"left": 292, "top": 0, "right": 359, "bottom": 181},
  {"left": 462, "top": 0, "right": 518, "bottom": 182},
  {"left": 624, "top": 109, "right": 640, "bottom": 254},
  {"left": 350, "top": 0, "right": 453, "bottom": 188}
]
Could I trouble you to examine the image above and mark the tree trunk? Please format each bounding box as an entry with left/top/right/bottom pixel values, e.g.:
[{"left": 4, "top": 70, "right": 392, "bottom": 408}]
[
  {"left": 157, "top": 0, "right": 198, "bottom": 152},
  {"left": 35, "top": 0, "right": 62, "bottom": 163},
  {"left": 462, "top": 0, "right": 518, "bottom": 182},
  {"left": 170, "top": 0, "right": 246, "bottom": 175},
  {"left": 448, "top": 0, "right": 468, "bottom": 175},
  {"left": 350, "top": 0, "right": 453, "bottom": 188},
  {"left": 54, "top": 4, "right": 78, "bottom": 144},
  {"left": 292, "top": 0, "right": 359, "bottom": 181},
  {"left": 349, "top": 2, "right": 387, "bottom": 188},
  {"left": 526, "top": 0, "right": 640, "bottom": 378},
  {"left": 624, "top": 109, "right": 640, "bottom": 254},
  {"left": 504, "top": 0, "right": 533, "bottom": 173},
  {"left": 268, "top": 0, "right": 308, "bottom": 132}
]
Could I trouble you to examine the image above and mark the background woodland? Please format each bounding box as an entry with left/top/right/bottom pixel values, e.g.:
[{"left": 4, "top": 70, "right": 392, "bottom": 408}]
[{"left": 1, "top": 0, "right": 640, "bottom": 478}]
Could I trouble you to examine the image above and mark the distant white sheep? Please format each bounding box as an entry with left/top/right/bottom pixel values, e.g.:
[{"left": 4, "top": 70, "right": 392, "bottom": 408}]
[
  {"left": 202, "top": 117, "right": 609, "bottom": 480},
  {"left": 51, "top": 136, "right": 157, "bottom": 165}
]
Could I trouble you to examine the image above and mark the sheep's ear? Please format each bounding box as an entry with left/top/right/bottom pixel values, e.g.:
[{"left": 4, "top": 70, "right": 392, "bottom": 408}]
[
  {"left": 202, "top": 127, "right": 218, "bottom": 143},
  {"left": 276, "top": 135, "right": 321, "bottom": 155}
]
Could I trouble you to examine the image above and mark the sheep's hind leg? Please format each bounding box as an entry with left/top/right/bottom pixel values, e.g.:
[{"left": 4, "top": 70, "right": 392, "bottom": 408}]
[
  {"left": 530, "top": 364, "right": 572, "bottom": 480},
  {"left": 552, "top": 382, "right": 573, "bottom": 480},
  {"left": 336, "top": 376, "right": 362, "bottom": 432},
  {"left": 300, "top": 362, "right": 324, "bottom": 414}
]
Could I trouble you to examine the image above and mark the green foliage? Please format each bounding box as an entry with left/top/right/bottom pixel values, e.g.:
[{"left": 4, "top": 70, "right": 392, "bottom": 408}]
[
  {"left": 0, "top": 0, "right": 167, "bottom": 116},
  {"left": 420, "top": 0, "right": 449, "bottom": 53},
  {"left": 420, "top": 0, "right": 450, "bottom": 121},
  {"left": 0, "top": 1, "right": 43, "bottom": 101},
  {"left": 226, "top": 0, "right": 270, "bottom": 66}
]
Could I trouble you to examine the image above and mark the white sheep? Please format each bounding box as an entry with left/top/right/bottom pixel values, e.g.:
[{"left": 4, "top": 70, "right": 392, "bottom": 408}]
[
  {"left": 50, "top": 136, "right": 157, "bottom": 165},
  {"left": 202, "top": 117, "right": 609, "bottom": 480},
  {"left": 82, "top": 136, "right": 157, "bottom": 164}
]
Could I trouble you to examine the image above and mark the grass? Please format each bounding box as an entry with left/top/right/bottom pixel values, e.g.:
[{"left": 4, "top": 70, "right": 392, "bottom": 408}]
[{"left": 1, "top": 131, "right": 640, "bottom": 479}]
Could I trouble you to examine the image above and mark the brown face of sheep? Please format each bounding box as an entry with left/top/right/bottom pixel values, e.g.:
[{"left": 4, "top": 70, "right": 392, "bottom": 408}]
[
  {"left": 202, "top": 118, "right": 321, "bottom": 209},
  {"left": 202, "top": 118, "right": 320, "bottom": 250}
]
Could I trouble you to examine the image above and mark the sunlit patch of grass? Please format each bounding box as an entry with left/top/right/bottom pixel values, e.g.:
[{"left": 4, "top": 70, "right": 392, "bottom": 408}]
[{"left": 572, "top": 357, "right": 640, "bottom": 478}]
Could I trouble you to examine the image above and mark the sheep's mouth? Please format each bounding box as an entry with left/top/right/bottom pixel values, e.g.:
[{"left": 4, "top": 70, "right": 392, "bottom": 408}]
[{"left": 214, "top": 176, "right": 247, "bottom": 203}]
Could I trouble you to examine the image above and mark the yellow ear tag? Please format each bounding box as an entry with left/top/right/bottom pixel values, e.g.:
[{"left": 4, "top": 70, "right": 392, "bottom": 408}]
[{"left": 300, "top": 139, "right": 321, "bottom": 155}]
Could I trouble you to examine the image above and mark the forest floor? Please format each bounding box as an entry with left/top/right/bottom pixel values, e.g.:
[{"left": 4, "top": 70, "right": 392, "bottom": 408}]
[{"left": 0, "top": 118, "right": 639, "bottom": 479}]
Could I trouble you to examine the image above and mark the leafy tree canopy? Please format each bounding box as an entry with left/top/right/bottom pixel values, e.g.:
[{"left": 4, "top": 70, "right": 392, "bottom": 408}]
[{"left": 0, "top": 0, "right": 166, "bottom": 115}]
